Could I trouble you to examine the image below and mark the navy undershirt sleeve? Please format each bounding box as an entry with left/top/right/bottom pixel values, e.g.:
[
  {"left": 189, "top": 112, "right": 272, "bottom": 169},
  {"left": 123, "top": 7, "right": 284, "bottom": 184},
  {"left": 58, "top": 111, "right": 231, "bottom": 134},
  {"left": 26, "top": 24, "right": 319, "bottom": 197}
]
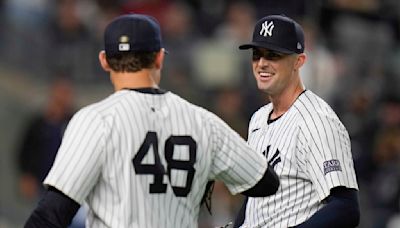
[
  {"left": 24, "top": 187, "right": 80, "bottom": 228},
  {"left": 242, "top": 165, "right": 280, "bottom": 197},
  {"left": 293, "top": 187, "right": 360, "bottom": 228}
]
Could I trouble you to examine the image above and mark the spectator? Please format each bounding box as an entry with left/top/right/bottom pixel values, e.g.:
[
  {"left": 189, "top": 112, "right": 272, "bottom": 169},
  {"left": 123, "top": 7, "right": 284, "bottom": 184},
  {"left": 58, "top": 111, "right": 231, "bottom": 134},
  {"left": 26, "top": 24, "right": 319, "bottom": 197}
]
[
  {"left": 369, "top": 94, "right": 400, "bottom": 226},
  {"left": 16, "top": 77, "right": 86, "bottom": 228},
  {"left": 17, "top": 77, "right": 75, "bottom": 199},
  {"left": 46, "top": 0, "right": 99, "bottom": 82},
  {"left": 161, "top": 1, "right": 203, "bottom": 104}
]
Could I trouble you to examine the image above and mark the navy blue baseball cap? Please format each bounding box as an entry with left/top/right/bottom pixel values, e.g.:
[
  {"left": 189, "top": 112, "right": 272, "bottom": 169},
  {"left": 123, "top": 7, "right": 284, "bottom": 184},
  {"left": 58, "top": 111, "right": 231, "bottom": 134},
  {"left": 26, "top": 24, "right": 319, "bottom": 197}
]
[
  {"left": 104, "top": 14, "right": 167, "bottom": 57},
  {"left": 239, "top": 15, "right": 304, "bottom": 54}
]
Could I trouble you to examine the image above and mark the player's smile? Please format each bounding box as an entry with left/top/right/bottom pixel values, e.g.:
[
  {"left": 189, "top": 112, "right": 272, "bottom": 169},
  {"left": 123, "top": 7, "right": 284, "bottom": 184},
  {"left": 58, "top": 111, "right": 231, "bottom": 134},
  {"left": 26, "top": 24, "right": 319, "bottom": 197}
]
[
  {"left": 254, "top": 66, "right": 276, "bottom": 91},
  {"left": 257, "top": 71, "right": 274, "bottom": 81}
]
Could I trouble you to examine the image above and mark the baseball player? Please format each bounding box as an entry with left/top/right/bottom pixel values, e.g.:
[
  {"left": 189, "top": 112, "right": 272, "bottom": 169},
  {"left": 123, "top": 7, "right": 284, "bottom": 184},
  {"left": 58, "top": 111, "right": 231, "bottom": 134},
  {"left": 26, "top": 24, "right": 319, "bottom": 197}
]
[
  {"left": 24, "top": 14, "right": 280, "bottom": 228},
  {"left": 234, "top": 15, "right": 360, "bottom": 228}
]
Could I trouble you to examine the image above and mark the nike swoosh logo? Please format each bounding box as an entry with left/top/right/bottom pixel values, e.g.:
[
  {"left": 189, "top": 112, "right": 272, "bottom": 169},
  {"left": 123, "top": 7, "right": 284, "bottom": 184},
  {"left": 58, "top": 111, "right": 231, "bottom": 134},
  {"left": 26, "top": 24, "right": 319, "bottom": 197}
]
[{"left": 251, "top": 128, "right": 261, "bottom": 133}]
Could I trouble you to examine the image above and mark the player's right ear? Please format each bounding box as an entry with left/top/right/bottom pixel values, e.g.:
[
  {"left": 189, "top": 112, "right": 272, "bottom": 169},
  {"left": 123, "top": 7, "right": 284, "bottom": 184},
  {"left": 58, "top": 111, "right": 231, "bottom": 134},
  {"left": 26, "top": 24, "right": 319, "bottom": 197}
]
[{"left": 99, "top": 51, "right": 112, "bottom": 72}]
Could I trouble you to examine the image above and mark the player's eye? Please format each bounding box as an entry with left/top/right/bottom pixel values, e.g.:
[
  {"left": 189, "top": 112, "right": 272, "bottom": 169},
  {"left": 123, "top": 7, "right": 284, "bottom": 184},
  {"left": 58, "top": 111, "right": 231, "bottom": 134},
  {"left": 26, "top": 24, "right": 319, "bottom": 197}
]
[
  {"left": 266, "top": 52, "right": 286, "bottom": 60},
  {"left": 252, "top": 50, "right": 262, "bottom": 61},
  {"left": 252, "top": 49, "right": 287, "bottom": 61}
]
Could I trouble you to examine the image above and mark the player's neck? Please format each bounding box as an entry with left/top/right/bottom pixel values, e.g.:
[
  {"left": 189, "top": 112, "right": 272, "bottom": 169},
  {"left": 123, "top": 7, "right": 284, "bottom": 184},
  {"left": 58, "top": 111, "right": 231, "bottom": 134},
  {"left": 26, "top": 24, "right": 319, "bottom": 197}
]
[
  {"left": 111, "top": 69, "right": 159, "bottom": 91},
  {"left": 269, "top": 81, "right": 304, "bottom": 119}
]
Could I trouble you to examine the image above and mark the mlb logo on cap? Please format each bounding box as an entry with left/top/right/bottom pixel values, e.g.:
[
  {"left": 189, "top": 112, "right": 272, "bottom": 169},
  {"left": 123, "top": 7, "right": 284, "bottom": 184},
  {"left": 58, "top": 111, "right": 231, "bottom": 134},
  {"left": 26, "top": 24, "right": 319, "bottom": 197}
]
[
  {"left": 239, "top": 14, "right": 305, "bottom": 54},
  {"left": 119, "top": 43, "right": 130, "bottom": 51}
]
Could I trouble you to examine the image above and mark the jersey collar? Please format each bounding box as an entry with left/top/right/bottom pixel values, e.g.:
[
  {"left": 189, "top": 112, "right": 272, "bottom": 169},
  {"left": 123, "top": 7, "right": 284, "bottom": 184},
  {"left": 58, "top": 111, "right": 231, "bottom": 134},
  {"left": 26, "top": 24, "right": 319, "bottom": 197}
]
[
  {"left": 267, "top": 89, "right": 307, "bottom": 124},
  {"left": 122, "top": 87, "right": 167, "bottom": 94}
]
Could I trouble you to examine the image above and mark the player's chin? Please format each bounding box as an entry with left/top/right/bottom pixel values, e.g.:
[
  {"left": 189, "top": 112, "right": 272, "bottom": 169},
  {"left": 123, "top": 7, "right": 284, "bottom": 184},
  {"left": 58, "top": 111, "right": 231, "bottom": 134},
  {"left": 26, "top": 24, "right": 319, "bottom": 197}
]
[{"left": 256, "top": 83, "right": 271, "bottom": 93}]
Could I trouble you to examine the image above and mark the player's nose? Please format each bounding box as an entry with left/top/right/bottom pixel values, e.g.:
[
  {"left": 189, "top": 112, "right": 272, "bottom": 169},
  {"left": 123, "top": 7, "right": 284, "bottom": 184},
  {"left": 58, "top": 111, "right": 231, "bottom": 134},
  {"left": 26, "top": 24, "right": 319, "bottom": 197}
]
[{"left": 257, "top": 57, "right": 271, "bottom": 68}]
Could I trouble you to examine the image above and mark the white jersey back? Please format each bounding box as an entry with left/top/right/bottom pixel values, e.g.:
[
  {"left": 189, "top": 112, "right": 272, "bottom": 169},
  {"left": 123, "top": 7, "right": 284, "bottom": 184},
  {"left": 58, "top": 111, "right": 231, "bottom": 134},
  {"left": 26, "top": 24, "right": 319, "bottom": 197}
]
[
  {"left": 44, "top": 89, "right": 268, "bottom": 228},
  {"left": 242, "top": 90, "right": 358, "bottom": 228}
]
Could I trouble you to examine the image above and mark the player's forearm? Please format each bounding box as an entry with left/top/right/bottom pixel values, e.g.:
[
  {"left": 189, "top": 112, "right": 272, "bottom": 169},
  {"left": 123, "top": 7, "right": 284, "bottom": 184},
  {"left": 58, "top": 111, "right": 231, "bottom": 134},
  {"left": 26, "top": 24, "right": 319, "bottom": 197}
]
[
  {"left": 293, "top": 187, "right": 360, "bottom": 228},
  {"left": 25, "top": 187, "right": 80, "bottom": 228}
]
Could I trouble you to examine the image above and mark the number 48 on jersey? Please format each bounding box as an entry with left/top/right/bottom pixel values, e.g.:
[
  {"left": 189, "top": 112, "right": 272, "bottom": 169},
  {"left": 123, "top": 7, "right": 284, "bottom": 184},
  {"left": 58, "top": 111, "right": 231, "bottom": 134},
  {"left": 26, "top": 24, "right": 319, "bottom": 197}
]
[{"left": 132, "top": 131, "right": 197, "bottom": 197}]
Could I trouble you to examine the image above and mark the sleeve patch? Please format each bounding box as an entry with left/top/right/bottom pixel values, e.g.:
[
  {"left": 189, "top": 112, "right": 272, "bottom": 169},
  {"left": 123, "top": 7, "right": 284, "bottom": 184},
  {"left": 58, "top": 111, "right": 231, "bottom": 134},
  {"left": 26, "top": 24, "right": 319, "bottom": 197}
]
[{"left": 323, "top": 159, "right": 342, "bottom": 175}]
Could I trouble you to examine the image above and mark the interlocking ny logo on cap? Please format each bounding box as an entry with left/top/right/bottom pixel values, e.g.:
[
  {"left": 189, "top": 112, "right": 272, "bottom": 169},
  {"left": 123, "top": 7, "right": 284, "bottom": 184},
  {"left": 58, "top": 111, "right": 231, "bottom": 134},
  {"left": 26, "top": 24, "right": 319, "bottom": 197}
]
[{"left": 260, "top": 21, "right": 274, "bottom": 37}]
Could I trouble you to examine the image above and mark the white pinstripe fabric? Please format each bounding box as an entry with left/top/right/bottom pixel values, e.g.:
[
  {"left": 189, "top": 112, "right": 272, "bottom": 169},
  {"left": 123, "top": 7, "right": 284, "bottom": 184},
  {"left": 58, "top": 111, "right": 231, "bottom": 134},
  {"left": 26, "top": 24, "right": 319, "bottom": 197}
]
[
  {"left": 44, "top": 89, "right": 268, "bottom": 228},
  {"left": 241, "top": 90, "right": 358, "bottom": 228}
]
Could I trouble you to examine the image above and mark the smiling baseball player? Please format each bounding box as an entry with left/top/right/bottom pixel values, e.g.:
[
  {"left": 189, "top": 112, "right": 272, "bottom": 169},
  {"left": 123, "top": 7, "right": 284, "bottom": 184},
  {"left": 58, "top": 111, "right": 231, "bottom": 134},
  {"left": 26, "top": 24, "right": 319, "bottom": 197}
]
[{"left": 234, "top": 14, "right": 360, "bottom": 228}]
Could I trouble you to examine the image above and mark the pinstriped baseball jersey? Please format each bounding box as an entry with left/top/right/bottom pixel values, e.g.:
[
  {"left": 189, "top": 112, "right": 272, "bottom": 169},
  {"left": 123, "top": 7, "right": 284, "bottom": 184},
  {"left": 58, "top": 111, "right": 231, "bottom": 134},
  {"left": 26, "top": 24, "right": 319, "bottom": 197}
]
[
  {"left": 241, "top": 90, "right": 358, "bottom": 228},
  {"left": 44, "top": 88, "right": 268, "bottom": 228}
]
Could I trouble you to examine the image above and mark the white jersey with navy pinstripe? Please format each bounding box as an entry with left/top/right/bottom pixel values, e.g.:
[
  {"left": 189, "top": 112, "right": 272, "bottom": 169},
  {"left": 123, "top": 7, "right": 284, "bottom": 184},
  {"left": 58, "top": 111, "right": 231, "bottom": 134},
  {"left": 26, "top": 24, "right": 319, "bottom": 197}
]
[
  {"left": 241, "top": 90, "right": 358, "bottom": 228},
  {"left": 44, "top": 88, "right": 268, "bottom": 228}
]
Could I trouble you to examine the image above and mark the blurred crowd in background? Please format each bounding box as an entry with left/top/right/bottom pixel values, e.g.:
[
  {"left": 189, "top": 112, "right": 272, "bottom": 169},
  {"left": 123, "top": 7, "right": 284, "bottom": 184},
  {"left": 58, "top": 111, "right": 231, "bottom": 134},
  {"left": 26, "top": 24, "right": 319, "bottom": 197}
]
[{"left": 1, "top": 0, "right": 400, "bottom": 227}]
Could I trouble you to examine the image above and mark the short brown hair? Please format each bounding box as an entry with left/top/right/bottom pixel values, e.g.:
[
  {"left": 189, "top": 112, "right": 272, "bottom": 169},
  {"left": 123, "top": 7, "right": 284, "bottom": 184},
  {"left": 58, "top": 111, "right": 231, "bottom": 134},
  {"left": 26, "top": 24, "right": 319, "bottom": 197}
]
[{"left": 106, "top": 51, "right": 158, "bottom": 72}]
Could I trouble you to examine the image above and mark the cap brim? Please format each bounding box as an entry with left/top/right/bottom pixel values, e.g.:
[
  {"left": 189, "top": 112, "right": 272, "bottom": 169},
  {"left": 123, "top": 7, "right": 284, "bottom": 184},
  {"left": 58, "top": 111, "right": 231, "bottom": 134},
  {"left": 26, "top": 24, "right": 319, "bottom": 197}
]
[{"left": 238, "top": 42, "right": 295, "bottom": 54}]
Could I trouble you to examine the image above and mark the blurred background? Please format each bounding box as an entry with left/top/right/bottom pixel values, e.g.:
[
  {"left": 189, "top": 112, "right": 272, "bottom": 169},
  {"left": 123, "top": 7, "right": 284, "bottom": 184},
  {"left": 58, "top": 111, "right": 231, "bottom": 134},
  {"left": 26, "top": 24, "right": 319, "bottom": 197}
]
[{"left": 1, "top": 0, "right": 400, "bottom": 227}]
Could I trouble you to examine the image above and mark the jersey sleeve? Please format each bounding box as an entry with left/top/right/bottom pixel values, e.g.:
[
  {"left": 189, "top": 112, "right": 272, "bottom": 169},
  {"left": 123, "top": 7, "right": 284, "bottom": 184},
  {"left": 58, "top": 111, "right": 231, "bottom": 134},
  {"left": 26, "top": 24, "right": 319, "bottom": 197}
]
[
  {"left": 44, "top": 107, "right": 107, "bottom": 204},
  {"left": 300, "top": 112, "right": 359, "bottom": 201},
  {"left": 206, "top": 112, "right": 268, "bottom": 195}
]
